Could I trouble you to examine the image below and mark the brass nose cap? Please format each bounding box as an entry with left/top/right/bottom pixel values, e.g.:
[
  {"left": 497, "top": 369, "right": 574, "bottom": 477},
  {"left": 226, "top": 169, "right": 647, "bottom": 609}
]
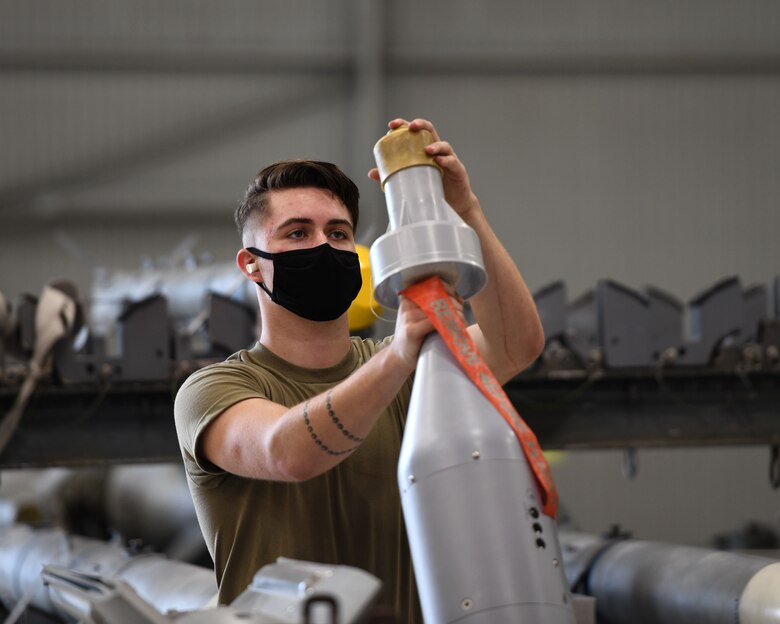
[{"left": 373, "top": 125, "right": 442, "bottom": 190}]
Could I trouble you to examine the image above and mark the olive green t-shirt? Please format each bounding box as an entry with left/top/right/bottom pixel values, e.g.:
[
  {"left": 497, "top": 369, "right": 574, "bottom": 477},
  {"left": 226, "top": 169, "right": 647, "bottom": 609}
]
[{"left": 174, "top": 336, "right": 420, "bottom": 622}]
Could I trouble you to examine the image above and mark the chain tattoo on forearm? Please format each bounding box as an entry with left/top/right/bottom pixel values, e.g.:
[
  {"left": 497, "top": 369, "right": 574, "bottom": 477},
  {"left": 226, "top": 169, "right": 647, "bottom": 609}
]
[
  {"left": 302, "top": 393, "right": 362, "bottom": 456},
  {"left": 325, "top": 390, "right": 366, "bottom": 443}
]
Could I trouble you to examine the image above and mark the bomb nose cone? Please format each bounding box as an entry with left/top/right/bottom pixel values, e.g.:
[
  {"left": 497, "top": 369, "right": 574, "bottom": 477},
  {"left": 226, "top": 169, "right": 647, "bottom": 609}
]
[
  {"left": 373, "top": 125, "right": 442, "bottom": 190},
  {"left": 369, "top": 124, "right": 487, "bottom": 309}
]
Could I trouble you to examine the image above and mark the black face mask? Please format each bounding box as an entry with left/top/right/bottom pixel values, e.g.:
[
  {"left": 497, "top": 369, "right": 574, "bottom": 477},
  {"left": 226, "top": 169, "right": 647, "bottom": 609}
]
[{"left": 246, "top": 243, "right": 363, "bottom": 322}]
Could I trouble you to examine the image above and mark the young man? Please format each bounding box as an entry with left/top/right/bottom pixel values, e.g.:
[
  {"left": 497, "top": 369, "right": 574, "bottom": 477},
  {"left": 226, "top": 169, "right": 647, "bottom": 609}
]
[{"left": 174, "top": 118, "right": 544, "bottom": 622}]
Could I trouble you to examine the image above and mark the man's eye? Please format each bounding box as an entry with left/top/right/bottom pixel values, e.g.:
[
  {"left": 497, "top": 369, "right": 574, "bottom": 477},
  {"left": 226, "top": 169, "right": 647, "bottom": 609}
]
[
  {"left": 288, "top": 230, "right": 305, "bottom": 239},
  {"left": 329, "top": 230, "right": 348, "bottom": 240}
]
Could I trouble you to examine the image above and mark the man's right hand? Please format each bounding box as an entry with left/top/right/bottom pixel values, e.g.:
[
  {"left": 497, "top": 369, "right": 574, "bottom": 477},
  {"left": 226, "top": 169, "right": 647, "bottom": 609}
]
[
  {"left": 387, "top": 295, "right": 435, "bottom": 372},
  {"left": 387, "top": 289, "right": 465, "bottom": 373}
]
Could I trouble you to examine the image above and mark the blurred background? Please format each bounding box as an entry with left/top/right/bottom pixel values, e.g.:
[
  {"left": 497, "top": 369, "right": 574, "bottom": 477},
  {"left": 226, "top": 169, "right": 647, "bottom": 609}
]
[{"left": 1, "top": 0, "right": 779, "bottom": 558}]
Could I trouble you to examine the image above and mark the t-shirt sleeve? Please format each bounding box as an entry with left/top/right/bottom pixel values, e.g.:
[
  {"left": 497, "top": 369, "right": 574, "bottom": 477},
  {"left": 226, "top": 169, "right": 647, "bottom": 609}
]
[{"left": 174, "top": 362, "right": 269, "bottom": 480}]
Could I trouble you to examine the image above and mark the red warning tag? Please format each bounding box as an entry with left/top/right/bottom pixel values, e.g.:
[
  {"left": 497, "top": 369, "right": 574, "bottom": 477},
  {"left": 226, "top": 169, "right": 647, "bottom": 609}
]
[{"left": 402, "top": 276, "right": 559, "bottom": 518}]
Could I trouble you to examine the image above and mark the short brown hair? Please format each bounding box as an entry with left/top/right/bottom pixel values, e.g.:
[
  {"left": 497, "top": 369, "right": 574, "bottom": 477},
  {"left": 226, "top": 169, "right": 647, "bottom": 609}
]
[{"left": 234, "top": 160, "right": 360, "bottom": 239}]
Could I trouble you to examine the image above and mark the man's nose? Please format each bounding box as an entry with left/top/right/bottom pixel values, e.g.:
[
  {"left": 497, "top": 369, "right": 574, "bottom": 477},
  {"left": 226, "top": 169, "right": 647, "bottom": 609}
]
[{"left": 312, "top": 231, "right": 329, "bottom": 246}]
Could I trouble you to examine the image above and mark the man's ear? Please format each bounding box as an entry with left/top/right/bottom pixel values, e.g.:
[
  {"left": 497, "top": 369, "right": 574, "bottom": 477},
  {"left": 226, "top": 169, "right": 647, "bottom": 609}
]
[{"left": 236, "top": 248, "right": 262, "bottom": 281}]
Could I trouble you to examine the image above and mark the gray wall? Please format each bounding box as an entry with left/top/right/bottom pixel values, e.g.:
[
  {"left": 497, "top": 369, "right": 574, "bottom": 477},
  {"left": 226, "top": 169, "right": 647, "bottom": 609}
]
[{"left": 1, "top": 0, "right": 779, "bottom": 547}]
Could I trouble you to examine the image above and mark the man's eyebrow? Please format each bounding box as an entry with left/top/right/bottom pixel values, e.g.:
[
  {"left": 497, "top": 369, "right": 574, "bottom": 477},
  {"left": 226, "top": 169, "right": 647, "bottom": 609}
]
[
  {"left": 275, "top": 218, "right": 313, "bottom": 232},
  {"left": 275, "top": 217, "right": 354, "bottom": 232},
  {"left": 327, "top": 218, "right": 354, "bottom": 231}
]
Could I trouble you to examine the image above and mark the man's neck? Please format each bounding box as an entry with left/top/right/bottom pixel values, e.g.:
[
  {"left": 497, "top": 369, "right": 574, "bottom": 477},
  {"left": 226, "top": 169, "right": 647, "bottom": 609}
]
[{"left": 259, "top": 305, "right": 352, "bottom": 369}]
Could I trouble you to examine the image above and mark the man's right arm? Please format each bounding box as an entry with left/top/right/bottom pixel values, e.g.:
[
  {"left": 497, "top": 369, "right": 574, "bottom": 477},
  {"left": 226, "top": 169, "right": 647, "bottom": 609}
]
[{"left": 199, "top": 296, "right": 435, "bottom": 482}]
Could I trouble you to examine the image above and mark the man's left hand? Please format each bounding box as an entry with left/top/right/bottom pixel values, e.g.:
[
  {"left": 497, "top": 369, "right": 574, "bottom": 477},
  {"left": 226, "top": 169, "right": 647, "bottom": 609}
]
[{"left": 368, "top": 118, "right": 479, "bottom": 220}]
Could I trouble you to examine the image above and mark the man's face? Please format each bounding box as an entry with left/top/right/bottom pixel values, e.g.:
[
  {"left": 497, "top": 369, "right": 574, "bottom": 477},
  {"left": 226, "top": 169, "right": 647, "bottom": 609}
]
[{"left": 252, "top": 187, "right": 356, "bottom": 290}]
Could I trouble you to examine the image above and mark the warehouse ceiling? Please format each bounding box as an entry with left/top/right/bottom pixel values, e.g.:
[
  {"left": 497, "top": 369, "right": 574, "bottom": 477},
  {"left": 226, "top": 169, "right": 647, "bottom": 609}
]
[{"left": 1, "top": 0, "right": 779, "bottom": 226}]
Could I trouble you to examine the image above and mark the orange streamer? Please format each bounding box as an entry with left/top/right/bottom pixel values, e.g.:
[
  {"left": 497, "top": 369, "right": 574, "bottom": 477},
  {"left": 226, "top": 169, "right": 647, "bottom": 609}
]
[{"left": 402, "top": 276, "right": 559, "bottom": 518}]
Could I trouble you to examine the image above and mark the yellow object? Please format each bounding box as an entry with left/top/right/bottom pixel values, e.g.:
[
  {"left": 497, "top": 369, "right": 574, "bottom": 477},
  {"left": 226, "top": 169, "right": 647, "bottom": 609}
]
[
  {"left": 543, "top": 451, "right": 567, "bottom": 467},
  {"left": 348, "top": 244, "right": 382, "bottom": 331},
  {"left": 373, "top": 124, "right": 442, "bottom": 189}
]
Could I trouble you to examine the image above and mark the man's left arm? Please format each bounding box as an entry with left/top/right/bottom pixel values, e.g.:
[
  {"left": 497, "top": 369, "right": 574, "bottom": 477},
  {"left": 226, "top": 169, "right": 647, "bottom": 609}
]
[
  {"left": 460, "top": 200, "right": 545, "bottom": 384},
  {"left": 409, "top": 118, "right": 545, "bottom": 384},
  {"left": 371, "top": 118, "right": 545, "bottom": 384}
]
